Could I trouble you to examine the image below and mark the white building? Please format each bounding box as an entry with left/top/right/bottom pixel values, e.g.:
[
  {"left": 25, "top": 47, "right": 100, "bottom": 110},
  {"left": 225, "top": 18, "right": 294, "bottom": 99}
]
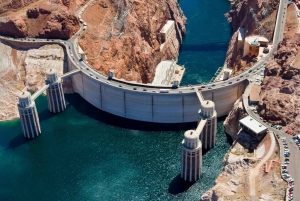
[
  {"left": 152, "top": 60, "right": 185, "bottom": 86},
  {"left": 243, "top": 35, "right": 269, "bottom": 57},
  {"left": 237, "top": 27, "right": 245, "bottom": 51},
  {"left": 160, "top": 20, "right": 175, "bottom": 43},
  {"left": 239, "top": 116, "right": 268, "bottom": 138}
]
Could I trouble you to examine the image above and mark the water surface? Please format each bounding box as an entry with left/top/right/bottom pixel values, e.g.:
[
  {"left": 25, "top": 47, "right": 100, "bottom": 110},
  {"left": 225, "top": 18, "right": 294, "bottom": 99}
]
[{"left": 0, "top": 0, "right": 232, "bottom": 200}]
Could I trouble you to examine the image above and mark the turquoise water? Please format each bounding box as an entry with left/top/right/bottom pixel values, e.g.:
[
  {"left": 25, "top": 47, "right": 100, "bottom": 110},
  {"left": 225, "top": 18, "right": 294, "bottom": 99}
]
[
  {"left": 0, "top": 0, "right": 231, "bottom": 200},
  {"left": 179, "top": 0, "right": 232, "bottom": 85}
]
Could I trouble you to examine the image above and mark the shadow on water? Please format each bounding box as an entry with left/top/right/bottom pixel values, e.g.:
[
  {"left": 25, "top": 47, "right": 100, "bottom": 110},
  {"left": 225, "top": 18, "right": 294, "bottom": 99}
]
[
  {"left": 65, "top": 94, "right": 198, "bottom": 131},
  {"left": 168, "top": 174, "right": 195, "bottom": 195},
  {"left": 37, "top": 103, "right": 72, "bottom": 122},
  {"left": 180, "top": 42, "right": 229, "bottom": 52},
  {"left": 7, "top": 134, "right": 32, "bottom": 149}
]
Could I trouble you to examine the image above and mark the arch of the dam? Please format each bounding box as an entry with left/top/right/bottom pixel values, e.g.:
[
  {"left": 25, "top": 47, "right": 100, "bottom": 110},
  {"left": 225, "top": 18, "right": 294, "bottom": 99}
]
[
  {"left": 1, "top": 37, "right": 248, "bottom": 124},
  {"left": 68, "top": 58, "right": 248, "bottom": 123}
]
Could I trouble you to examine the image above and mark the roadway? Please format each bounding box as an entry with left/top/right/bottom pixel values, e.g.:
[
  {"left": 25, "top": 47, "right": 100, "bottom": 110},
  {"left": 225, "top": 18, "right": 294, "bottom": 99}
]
[
  {"left": 243, "top": 0, "right": 297, "bottom": 196},
  {"left": 241, "top": 0, "right": 295, "bottom": 199}
]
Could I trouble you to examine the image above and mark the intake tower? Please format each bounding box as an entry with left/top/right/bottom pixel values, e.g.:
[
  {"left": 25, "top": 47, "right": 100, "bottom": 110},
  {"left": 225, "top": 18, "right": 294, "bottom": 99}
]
[
  {"left": 198, "top": 100, "right": 217, "bottom": 149},
  {"left": 18, "top": 91, "right": 41, "bottom": 138},
  {"left": 181, "top": 130, "right": 202, "bottom": 182},
  {"left": 46, "top": 68, "right": 66, "bottom": 113}
]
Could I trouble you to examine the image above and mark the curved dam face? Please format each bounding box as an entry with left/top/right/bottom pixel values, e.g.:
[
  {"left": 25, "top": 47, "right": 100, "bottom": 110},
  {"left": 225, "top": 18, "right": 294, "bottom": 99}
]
[{"left": 69, "top": 59, "right": 248, "bottom": 123}]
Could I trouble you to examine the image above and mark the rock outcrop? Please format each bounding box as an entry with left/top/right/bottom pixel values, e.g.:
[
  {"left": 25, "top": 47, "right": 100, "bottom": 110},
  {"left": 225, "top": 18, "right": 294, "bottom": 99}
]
[
  {"left": 258, "top": 35, "right": 300, "bottom": 132},
  {"left": 201, "top": 135, "right": 286, "bottom": 200},
  {"left": 78, "top": 0, "right": 186, "bottom": 83},
  {"left": 225, "top": 0, "right": 280, "bottom": 72},
  {"left": 0, "top": 0, "right": 87, "bottom": 39},
  {"left": 0, "top": 41, "right": 71, "bottom": 121},
  {"left": 223, "top": 96, "right": 247, "bottom": 140}
]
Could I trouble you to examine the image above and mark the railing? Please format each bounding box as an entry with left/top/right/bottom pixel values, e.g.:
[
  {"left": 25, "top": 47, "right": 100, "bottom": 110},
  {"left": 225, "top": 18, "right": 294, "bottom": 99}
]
[{"left": 31, "top": 85, "right": 49, "bottom": 100}]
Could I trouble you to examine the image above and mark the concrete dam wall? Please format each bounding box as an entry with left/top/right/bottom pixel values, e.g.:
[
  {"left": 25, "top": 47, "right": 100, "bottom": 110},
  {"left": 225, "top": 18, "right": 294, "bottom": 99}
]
[{"left": 68, "top": 58, "right": 248, "bottom": 123}]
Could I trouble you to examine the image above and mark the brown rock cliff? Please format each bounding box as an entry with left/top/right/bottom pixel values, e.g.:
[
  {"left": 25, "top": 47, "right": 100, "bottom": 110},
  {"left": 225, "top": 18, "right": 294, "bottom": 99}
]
[
  {"left": 258, "top": 35, "right": 300, "bottom": 133},
  {"left": 0, "top": 0, "right": 87, "bottom": 39},
  {"left": 225, "top": 0, "right": 279, "bottom": 72},
  {"left": 78, "top": 0, "right": 186, "bottom": 83}
]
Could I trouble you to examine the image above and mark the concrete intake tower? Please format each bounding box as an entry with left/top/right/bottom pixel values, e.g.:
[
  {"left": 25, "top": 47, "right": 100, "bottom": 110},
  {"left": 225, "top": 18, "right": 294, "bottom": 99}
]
[
  {"left": 198, "top": 100, "right": 217, "bottom": 149},
  {"left": 18, "top": 91, "right": 41, "bottom": 138},
  {"left": 46, "top": 69, "right": 66, "bottom": 113},
  {"left": 16, "top": 68, "right": 80, "bottom": 138},
  {"left": 181, "top": 130, "right": 202, "bottom": 182}
]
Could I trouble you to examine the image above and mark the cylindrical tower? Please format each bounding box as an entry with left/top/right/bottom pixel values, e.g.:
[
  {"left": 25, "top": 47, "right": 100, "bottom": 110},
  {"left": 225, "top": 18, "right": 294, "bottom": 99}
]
[
  {"left": 198, "top": 100, "right": 217, "bottom": 149},
  {"left": 181, "top": 130, "right": 202, "bottom": 182},
  {"left": 18, "top": 91, "right": 41, "bottom": 138},
  {"left": 46, "top": 69, "right": 66, "bottom": 113}
]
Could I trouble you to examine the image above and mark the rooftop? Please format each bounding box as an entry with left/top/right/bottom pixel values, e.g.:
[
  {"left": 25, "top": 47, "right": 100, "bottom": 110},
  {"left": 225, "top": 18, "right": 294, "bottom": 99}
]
[
  {"left": 249, "top": 84, "right": 261, "bottom": 102},
  {"left": 18, "top": 91, "right": 31, "bottom": 99},
  {"left": 160, "top": 20, "right": 174, "bottom": 33},
  {"left": 46, "top": 68, "right": 57, "bottom": 75},
  {"left": 251, "top": 39, "right": 260, "bottom": 46},
  {"left": 238, "top": 27, "right": 245, "bottom": 41},
  {"left": 184, "top": 130, "right": 199, "bottom": 140},
  {"left": 239, "top": 116, "right": 267, "bottom": 134},
  {"left": 246, "top": 35, "right": 269, "bottom": 44}
]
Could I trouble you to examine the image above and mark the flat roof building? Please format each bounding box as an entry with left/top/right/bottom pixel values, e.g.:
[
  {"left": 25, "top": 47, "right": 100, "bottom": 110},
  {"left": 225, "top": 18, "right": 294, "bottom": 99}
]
[
  {"left": 243, "top": 35, "right": 269, "bottom": 57},
  {"left": 249, "top": 84, "right": 261, "bottom": 105},
  {"left": 152, "top": 60, "right": 185, "bottom": 86},
  {"left": 239, "top": 116, "right": 267, "bottom": 139},
  {"left": 160, "top": 20, "right": 175, "bottom": 44},
  {"left": 237, "top": 28, "right": 245, "bottom": 51}
]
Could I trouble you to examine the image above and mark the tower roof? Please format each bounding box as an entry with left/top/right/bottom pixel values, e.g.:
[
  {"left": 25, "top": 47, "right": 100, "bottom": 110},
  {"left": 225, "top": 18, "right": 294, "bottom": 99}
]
[{"left": 251, "top": 39, "right": 260, "bottom": 46}]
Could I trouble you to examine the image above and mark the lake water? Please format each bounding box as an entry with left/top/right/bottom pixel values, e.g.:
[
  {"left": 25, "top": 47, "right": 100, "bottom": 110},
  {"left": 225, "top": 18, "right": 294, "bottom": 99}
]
[{"left": 0, "top": 0, "right": 232, "bottom": 200}]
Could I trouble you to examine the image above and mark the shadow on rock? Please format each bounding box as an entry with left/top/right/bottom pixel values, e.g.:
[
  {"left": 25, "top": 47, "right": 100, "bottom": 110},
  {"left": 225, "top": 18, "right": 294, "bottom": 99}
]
[{"left": 236, "top": 131, "right": 261, "bottom": 152}]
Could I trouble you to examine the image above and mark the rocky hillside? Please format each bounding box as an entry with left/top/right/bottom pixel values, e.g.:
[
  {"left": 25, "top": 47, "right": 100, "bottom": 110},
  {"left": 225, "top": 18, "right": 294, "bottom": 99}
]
[
  {"left": 0, "top": 0, "right": 87, "bottom": 39},
  {"left": 224, "top": 0, "right": 279, "bottom": 73},
  {"left": 258, "top": 35, "right": 300, "bottom": 133},
  {"left": 0, "top": 0, "right": 186, "bottom": 83},
  {"left": 223, "top": 97, "right": 248, "bottom": 140},
  {"left": 0, "top": 41, "right": 71, "bottom": 121},
  {"left": 201, "top": 135, "right": 286, "bottom": 201},
  {"left": 78, "top": 0, "right": 186, "bottom": 83}
]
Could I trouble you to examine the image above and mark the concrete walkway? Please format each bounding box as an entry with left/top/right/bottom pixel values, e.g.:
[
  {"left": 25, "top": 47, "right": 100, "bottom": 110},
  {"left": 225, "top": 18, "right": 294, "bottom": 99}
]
[{"left": 249, "top": 132, "right": 276, "bottom": 200}]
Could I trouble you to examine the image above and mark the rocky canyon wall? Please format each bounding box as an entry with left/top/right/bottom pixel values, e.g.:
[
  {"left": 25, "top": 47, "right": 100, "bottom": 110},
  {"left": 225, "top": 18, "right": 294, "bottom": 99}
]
[
  {"left": 78, "top": 0, "right": 186, "bottom": 83},
  {"left": 0, "top": 41, "right": 70, "bottom": 121},
  {"left": 225, "top": 0, "right": 280, "bottom": 71},
  {"left": 0, "top": 0, "right": 186, "bottom": 83},
  {"left": 258, "top": 35, "right": 300, "bottom": 133},
  {"left": 0, "top": 0, "right": 87, "bottom": 39},
  {"left": 223, "top": 96, "right": 247, "bottom": 141}
]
